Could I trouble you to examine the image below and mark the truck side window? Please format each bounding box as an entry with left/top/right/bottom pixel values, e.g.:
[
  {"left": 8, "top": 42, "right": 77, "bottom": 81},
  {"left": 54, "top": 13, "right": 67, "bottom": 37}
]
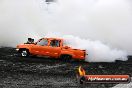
[
  {"left": 50, "top": 40, "right": 60, "bottom": 47},
  {"left": 37, "top": 39, "right": 48, "bottom": 46}
]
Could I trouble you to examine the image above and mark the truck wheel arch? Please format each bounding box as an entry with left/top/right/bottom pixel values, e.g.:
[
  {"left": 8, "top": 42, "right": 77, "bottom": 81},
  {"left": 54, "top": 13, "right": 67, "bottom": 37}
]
[{"left": 18, "top": 48, "right": 29, "bottom": 52}]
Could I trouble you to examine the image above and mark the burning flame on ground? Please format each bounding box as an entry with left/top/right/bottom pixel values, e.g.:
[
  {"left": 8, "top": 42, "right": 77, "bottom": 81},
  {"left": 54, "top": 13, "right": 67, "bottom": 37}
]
[{"left": 78, "top": 66, "right": 86, "bottom": 76}]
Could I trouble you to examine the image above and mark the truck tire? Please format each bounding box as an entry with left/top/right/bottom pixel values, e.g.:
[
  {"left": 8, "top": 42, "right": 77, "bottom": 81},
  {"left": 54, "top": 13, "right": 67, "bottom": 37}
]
[
  {"left": 60, "top": 55, "right": 72, "bottom": 62},
  {"left": 19, "top": 49, "right": 29, "bottom": 57}
]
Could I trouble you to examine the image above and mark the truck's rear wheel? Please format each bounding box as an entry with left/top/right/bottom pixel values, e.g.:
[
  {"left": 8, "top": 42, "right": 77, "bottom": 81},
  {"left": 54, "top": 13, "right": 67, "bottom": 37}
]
[
  {"left": 19, "top": 49, "right": 29, "bottom": 57},
  {"left": 60, "top": 55, "right": 72, "bottom": 62}
]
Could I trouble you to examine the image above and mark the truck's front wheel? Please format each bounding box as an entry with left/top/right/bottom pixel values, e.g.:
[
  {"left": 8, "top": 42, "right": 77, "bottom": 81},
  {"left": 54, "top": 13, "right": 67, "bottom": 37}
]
[{"left": 19, "top": 49, "right": 29, "bottom": 57}]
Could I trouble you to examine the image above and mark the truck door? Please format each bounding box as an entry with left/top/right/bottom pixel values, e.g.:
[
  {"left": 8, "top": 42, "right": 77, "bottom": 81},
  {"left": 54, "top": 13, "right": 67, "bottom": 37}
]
[
  {"left": 31, "top": 39, "right": 50, "bottom": 56},
  {"left": 49, "top": 39, "right": 61, "bottom": 58}
]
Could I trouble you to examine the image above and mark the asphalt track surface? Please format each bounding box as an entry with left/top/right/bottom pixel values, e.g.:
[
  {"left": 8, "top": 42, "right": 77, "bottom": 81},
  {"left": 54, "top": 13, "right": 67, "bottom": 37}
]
[{"left": 0, "top": 47, "right": 132, "bottom": 88}]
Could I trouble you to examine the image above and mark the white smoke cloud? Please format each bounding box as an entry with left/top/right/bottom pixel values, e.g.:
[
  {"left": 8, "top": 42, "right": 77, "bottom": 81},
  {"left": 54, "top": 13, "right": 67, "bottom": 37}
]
[
  {"left": 45, "top": 32, "right": 127, "bottom": 62},
  {"left": 0, "top": 0, "right": 131, "bottom": 62}
]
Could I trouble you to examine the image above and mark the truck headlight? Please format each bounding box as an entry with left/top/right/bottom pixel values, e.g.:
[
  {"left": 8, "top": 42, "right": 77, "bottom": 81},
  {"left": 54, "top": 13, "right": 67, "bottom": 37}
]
[{"left": 16, "top": 48, "right": 19, "bottom": 51}]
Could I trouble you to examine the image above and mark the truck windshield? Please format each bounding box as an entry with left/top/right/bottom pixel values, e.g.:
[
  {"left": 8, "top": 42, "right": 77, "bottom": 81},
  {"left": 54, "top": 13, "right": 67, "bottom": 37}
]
[{"left": 37, "top": 39, "right": 48, "bottom": 46}]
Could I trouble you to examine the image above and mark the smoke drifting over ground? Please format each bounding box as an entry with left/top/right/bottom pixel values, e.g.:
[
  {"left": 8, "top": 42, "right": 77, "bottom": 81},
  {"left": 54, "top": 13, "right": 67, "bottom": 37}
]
[
  {"left": 64, "top": 36, "right": 127, "bottom": 62},
  {"left": 0, "top": 0, "right": 132, "bottom": 62}
]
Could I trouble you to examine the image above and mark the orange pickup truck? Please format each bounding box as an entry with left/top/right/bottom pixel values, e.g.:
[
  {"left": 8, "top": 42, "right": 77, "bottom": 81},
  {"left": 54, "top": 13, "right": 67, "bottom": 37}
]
[{"left": 16, "top": 38, "right": 87, "bottom": 61}]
